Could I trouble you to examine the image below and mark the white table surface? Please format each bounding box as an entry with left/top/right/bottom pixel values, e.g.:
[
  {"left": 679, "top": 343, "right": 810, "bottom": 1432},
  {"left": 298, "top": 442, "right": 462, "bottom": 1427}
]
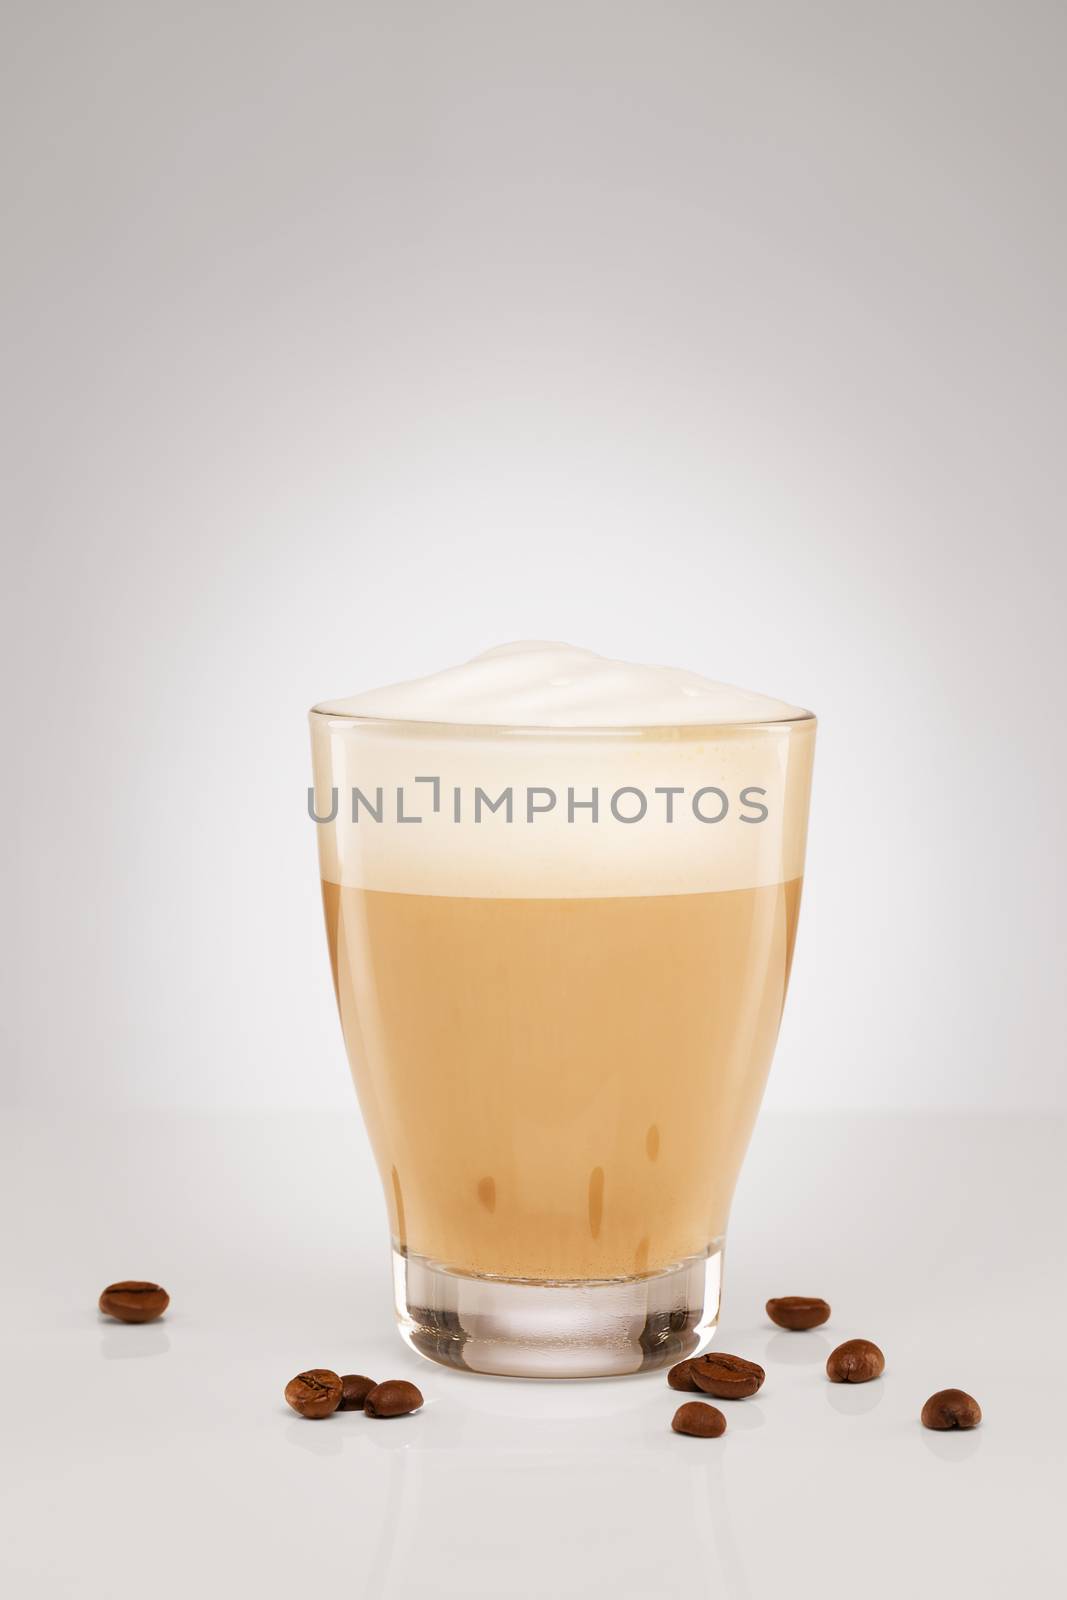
[{"left": 3, "top": 1110, "right": 1063, "bottom": 1598}]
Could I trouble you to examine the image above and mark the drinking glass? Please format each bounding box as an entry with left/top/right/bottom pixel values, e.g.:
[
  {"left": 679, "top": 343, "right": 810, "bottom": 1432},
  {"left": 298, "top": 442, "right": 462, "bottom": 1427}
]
[{"left": 310, "top": 705, "right": 815, "bottom": 1377}]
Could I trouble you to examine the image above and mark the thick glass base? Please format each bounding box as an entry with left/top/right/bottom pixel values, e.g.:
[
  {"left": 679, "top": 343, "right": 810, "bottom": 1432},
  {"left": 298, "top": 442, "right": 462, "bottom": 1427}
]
[{"left": 393, "top": 1245, "right": 723, "bottom": 1379}]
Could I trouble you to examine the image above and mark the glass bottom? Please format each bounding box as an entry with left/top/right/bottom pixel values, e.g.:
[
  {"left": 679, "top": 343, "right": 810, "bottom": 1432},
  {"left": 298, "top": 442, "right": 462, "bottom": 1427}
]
[{"left": 392, "top": 1244, "right": 723, "bottom": 1379}]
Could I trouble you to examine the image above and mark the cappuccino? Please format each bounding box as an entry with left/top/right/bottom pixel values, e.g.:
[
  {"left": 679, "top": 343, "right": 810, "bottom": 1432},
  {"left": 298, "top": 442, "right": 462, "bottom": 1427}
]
[{"left": 311, "top": 642, "right": 815, "bottom": 1375}]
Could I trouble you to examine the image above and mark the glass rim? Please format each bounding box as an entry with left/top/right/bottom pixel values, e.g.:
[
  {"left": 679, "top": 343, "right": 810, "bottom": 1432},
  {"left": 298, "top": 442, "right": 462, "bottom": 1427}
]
[{"left": 309, "top": 705, "right": 817, "bottom": 739}]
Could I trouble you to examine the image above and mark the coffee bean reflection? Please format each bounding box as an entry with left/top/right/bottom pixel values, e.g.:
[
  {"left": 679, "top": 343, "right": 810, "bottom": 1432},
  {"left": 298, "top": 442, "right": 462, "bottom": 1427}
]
[{"left": 588, "top": 1167, "right": 605, "bottom": 1238}]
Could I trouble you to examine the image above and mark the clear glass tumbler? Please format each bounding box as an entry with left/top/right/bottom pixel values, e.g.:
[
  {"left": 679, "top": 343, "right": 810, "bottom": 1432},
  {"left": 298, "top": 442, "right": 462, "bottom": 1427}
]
[{"left": 309, "top": 706, "right": 815, "bottom": 1377}]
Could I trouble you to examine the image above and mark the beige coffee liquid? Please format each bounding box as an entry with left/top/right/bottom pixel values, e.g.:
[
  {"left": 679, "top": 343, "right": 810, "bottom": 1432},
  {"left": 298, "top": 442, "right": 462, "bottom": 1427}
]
[{"left": 323, "top": 878, "right": 802, "bottom": 1281}]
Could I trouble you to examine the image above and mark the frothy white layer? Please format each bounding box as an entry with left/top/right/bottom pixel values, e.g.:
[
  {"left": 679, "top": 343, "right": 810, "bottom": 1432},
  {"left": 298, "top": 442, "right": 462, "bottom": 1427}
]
[{"left": 315, "top": 642, "right": 806, "bottom": 728}]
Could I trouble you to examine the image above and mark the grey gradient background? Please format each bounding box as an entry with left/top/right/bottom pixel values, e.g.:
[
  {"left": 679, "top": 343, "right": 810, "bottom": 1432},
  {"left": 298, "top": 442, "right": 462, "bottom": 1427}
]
[{"left": 2, "top": 0, "right": 1064, "bottom": 1113}]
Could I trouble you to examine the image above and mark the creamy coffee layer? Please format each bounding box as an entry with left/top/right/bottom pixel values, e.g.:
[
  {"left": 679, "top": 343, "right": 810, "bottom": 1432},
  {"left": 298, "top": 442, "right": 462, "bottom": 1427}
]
[
  {"left": 310, "top": 643, "right": 815, "bottom": 897},
  {"left": 326, "top": 879, "right": 801, "bottom": 1280}
]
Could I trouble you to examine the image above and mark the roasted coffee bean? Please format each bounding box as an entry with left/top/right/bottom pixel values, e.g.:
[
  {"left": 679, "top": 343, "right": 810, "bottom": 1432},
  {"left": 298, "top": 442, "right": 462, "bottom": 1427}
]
[
  {"left": 364, "top": 1380, "right": 423, "bottom": 1418},
  {"left": 826, "top": 1339, "right": 884, "bottom": 1383},
  {"left": 284, "top": 1369, "right": 343, "bottom": 1419},
  {"left": 667, "top": 1359, "right": 701, "bottom": 1392},
  {"left": 671, "top": 1401, "right": 727, "bottom": 1438},
  {"left": 921, "top": 1389, "right": 982, "bottom": 1430},
  {"left": 338, "top": 1374, "right": 377, "bottom": 1411},
  {"left": 766, "top": 1296, "right": 831, "bottom": 1331},
  {"left": 689, "top": 1353, "right": 765, "bottom": 1399},
  {"left": 98, "top": 1281, "right": 170, "bottom": 1324}
]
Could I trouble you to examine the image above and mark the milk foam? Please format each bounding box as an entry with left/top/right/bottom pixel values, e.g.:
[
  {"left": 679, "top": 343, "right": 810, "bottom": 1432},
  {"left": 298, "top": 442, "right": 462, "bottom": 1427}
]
[
  {"left": 310, "top": 647, "right": 815, "bottom": 898},
  {"left": 314, "top": 642, "right": 805, "bottom": 729}
]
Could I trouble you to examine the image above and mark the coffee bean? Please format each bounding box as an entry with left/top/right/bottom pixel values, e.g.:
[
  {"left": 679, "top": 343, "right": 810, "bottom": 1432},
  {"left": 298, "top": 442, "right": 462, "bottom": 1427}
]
[
  {"left": 689, "top": 1352, "right": 765, "bottom": 1399},
  {"left": 826, "top": 1339, "right": 884, "bottom": 1383},
  {"left": 98, "top": 1281, "right": 170, "bottom": 1324},
  {"left": 364, "top": 1380, "right": 423, "bottom": 1418},
  {"left": 667, "top": 1359, "right": 701, "bottom": 1392},
  {"left": 284, "top": 1369, "right": 343, "bottom": 1419},
  {"left": 766, "top": 1296, "right": 830, "bottom": 1331},
  {"left": 671, "top": 1401, "right": 727, "bottom": 1438},
  {"left": 921, "top": 1389, "right": 982, "bottom": 1430},
  {"left": 338, "top": 1374, "right": 377, "bottom": 1411}
]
